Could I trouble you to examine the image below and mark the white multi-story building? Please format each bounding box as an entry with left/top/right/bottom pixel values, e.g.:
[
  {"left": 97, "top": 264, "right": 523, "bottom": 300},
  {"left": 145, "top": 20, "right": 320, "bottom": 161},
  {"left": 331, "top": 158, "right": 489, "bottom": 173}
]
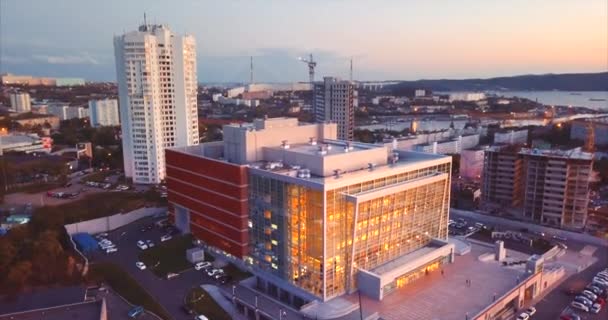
[
  {"left": 494, "top": 129, "right": 528, "bottom": 145},
  {"left": 89, "top": 99, "right": 120, "bottom": 127},
  {"left": 10, "top": 93, "right": 31, "bottom": 113},
  {"left": 114, "top": 23, "right": 199, "bottom": 184},
  {"left": 313, "top": 77, "right": 355, "bottom": 141},
  {"left": 449, "top": 92, "right": 486, "bottom": 102},
  {"left": 47, "top": 104, "right": 87, "bottom": 120}
]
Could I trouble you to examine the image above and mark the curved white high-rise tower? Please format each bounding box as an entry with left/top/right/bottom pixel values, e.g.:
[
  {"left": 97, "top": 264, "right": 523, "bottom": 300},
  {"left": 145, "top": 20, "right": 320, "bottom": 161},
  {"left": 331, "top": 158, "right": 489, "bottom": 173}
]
[{"left": 114, "top": 23, "right": 199, "bottom": 184}]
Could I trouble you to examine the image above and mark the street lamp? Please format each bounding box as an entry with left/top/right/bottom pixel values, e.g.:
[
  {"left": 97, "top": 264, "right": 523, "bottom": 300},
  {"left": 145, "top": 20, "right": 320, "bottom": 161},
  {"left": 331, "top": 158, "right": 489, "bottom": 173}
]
[{"left": 279, "top": 309, "right": 287, "bottom": 320}]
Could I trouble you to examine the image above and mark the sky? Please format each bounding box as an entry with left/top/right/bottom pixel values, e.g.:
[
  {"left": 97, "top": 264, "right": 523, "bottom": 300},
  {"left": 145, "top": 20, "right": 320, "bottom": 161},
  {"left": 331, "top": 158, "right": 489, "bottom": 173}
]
[{"left": 1, "top": 0, "right": 606, "bottom": 82}]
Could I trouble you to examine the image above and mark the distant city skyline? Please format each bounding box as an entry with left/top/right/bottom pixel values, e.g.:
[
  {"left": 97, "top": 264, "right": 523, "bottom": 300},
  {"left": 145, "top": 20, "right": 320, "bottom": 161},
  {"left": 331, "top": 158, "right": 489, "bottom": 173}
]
[{"left": 1, "top": 0, "right": 606, "bottom": 82}]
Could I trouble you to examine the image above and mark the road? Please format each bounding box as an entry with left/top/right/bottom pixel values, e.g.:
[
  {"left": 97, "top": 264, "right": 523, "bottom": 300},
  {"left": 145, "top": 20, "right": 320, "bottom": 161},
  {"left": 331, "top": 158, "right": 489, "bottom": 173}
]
[
  {"left": 451, "top": 211, "right": 608, "bottom": 320},
  {"left": 88, "top": 216, "right": 223, "bottom": 320}
]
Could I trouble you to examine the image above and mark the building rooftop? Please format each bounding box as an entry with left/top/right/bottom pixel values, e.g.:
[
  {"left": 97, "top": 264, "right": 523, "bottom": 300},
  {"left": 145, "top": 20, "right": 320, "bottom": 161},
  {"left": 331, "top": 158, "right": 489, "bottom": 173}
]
[
  {"left": 0, "top": 300, "right": 104, "bottom": 320},
  {"left": 371, "top": 241, "right": 444, "bottom": 276},
  {"left": 519, "top": 147, "right": 593, "bottom": 160},
  {"left": 345, "top": 243, "right": 528, "bottom": 320},
  {"left": 265, "top": 140, "right": 378, "bottom": 157}
]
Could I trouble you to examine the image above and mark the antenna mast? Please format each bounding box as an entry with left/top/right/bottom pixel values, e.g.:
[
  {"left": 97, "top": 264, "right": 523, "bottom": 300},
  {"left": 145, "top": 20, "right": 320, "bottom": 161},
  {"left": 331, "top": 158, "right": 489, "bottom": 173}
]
[
  {"left": 250, "top": 56, "right": 254, "bottom": 84},
  {"left": 144, "top": 12, "right": 147, "bottom": 26},
  {"left": 350, "top": 57, "right": 353, "bottom": 82}
]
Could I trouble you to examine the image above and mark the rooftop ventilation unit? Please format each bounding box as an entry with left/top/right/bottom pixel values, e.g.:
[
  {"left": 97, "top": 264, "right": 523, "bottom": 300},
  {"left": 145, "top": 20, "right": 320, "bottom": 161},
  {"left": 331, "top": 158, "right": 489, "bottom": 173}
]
[
  {"left": 334, "top": 169, "right": 342, "bottom": 178},
  {"left": 368, "top": 163, "right": 376, "bottom": 171},
  {"left": 391, "top": 152, "right": 399, "bottom": 164},
  {"left": 281, "top": 140, "right": 290, "bottom": 149},
  {"left": 309, "top": 137, "right": 317, "bottom": 146},
  {"left": 297, "top": 169, "right": 311, "bottom": 178},
  {"left": 317, "top": 145, "right": 327, "bottom": 155}
]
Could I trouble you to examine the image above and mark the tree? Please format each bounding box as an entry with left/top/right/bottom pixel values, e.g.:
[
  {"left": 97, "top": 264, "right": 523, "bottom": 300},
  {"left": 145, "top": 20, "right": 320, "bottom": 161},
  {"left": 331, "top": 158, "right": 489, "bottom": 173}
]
[
  {"left": 0, "top": 240, "right": 17, "bottom": 275},
  {"left": 7, "top": 261, "right": 32, "bottom": 292}
]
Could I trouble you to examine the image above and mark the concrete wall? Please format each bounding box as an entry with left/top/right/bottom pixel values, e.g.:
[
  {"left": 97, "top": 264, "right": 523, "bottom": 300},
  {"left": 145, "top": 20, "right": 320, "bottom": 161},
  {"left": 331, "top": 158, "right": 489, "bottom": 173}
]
[
  {"left": 473, "top": 271, "right": 542, "bottom": 320},
  {"left": 357, "top": 269, "right": 383, "bottom": 300},
  {"left": 452, "top": 208, "right": 608, "bottom": 247},
  {"left": 223, "top": 119, "right": 337, "bottom": 164},
  {"left": 65, "top": 207, "right": 165, "bottom": 235}
]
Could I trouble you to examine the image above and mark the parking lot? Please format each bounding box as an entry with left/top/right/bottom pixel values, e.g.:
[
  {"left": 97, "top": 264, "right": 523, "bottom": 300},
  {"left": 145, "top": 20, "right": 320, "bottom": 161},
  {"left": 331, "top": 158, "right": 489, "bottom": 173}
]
[{"left": 88, "top": 216, "right": 235, "bottom": 320}]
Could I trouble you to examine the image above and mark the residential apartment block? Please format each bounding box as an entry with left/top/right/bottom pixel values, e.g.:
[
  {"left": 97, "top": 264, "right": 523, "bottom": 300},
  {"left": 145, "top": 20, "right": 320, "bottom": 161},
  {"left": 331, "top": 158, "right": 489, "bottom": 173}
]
[
  {"left": 114, "top": 23, "right": 199, "bottom": 184},
  {"left": 313, "top": 77, "right": 356, "bottom": 141},
  {"left": 482, "top": 145, "right": 593, "bottom": 229},
  {"left": 166, "top": 117, "right": 453, "bottom": 306},
  {"left": 481, "top": 145, "right": 524, "bottom": 209},
  {"left": 89, "top": 99, "right": 120, "bottom": 127},
  {"left": 520, "top": 148, "right": 592, "bottom": 229},
  {"left": 9, "top": 92, "right": 31, "bottom": 113}
]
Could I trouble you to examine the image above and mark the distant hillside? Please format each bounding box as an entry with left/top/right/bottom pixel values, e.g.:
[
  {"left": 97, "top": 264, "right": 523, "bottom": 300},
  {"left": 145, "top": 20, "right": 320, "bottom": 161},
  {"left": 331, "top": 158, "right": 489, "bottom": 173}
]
[{"left": 389, "top": 72, "right": 608, "bottom": 92}]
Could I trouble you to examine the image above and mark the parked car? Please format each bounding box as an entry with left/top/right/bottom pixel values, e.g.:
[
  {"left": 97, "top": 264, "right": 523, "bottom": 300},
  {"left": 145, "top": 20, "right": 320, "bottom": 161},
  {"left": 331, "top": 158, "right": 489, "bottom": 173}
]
[
  {"left": 195, "top": 315, "right": 209, "bottom": 320},
  {"left": 516, "top": 312, "right": 529, "bottom": 320},
  {"left": 560, "top": 314, "right": 581, "bottom": 320},
  {"left": 136, "top": 262, "right": 146, "bottom": 270},
  {"left": 590, "top": 303, "right": 602, "bottom": 314},
  {"left": 552, "top": 235, "right": 568, "bottom": 241},
  {"left": 194, "top": 261, "right": 211, "bottom": 270},
  {"left": 525, "top": 306, "right": 536, "bottom": 316},
  {"left": 160, "top": 234, "right": 172, "bottom": 242},
  {"left": 136, "top": 240, "right": 148, "bottom": 250},
  {"left": 574, "top": 295, "right": 593, "bottom": 306},
  {"left": 207, "top": 268, "right": 223, "bottom": 277},
  {"left": 166, "top": 272, "right": 179, "bottom": 279},
  {"left": 105, "top": 247, "right": 118, "bottom": 254},
  {"left": 586, "top": 285, "right": 603, "bottom": 296},
  {"left": 146, "top": 240, "right": 155, "bottom": 248},
  {"left": 570, "top": 301, "right": 589, "bottom": 312},
  {"left": 128, "top": 306, "right": 144, "bottom": 318},
  {"left": 581, "top": 290, "right": 597, "bottom": 301}
]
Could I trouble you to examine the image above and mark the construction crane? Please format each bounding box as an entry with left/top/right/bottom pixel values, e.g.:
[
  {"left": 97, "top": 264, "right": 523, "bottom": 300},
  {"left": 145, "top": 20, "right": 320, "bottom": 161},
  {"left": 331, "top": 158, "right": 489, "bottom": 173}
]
[
  {"left": 299, "top": 54, "right": 317, "bottom": 83},
  {"left": 584, "top": 120, "right": 595, "bottom": 153}
]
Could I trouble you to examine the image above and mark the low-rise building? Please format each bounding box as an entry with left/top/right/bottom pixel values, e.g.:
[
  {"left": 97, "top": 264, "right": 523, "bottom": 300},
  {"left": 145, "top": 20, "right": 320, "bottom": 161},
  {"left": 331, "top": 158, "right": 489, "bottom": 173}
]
[
  {"left": 414, "top": 134, "right": 480, "bottom": 154},
  {"left": 14, "top": 115, "right": 60, "bottom": 130},
  {"left": 494, "top": 129, "right": 528, "bottom": 145},
  {"left": 1, "top": 73, "right": 56, "bottom": 86},
  {"left": 0, "top": 134, "right": 53, "bottom": 155}
]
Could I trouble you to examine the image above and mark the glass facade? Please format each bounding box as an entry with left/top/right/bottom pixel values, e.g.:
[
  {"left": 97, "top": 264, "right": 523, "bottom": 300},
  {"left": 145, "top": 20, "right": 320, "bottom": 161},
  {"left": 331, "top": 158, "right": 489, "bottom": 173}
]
[
  {"left": 248, "top": 161, "right": 451, "bottom": 300},
  {"left": 248, "top": 175, "right": 324, "bottom": 297}
]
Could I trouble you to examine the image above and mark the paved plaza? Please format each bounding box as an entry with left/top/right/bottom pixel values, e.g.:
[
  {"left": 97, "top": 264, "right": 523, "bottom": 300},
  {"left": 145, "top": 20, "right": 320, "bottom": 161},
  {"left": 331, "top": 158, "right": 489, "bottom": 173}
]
[{"left": 350, "top": 244, "right": 526, "bottom": 320}]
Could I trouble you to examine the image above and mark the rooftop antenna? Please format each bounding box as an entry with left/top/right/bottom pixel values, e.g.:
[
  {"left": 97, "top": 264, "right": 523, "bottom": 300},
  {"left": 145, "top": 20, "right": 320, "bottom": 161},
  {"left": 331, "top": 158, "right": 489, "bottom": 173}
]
[
  {"left": 350, "top": 57, "right": 353, "bottom": 82},
  {"left": 144, "top": 12, "right": 147, "bottom": 26},
  {"left": 250, "top": 56, "right": 254, "bottom": 84}
]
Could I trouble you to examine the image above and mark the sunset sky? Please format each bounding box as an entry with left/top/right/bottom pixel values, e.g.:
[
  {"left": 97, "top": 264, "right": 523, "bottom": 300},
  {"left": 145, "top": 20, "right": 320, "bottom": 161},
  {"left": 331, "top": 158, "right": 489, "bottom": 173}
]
[{"left": 1, "top": 0, "right": 606, "bottom": 82}]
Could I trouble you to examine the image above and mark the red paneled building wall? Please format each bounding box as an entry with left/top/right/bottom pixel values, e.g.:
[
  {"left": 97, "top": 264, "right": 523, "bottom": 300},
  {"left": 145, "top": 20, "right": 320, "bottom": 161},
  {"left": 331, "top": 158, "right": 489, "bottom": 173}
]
[{"left": 165, "top": 149, "right": 249, "bottom": 258}]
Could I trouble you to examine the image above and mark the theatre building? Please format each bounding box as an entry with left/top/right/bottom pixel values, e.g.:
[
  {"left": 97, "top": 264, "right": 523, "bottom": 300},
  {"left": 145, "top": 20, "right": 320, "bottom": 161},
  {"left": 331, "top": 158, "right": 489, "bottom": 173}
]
[{"left": 166, "top": 117, "right": 454, "bottom": 305}]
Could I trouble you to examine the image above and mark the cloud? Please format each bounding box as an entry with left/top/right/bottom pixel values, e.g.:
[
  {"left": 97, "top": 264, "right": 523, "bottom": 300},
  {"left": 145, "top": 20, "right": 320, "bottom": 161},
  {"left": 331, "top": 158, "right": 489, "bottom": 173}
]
[
  {"left": 31, "top": 53, "right": 100, "bottom": 65},
  {"left": 0, "top": 55, "right": 29, "bottom": 64}
]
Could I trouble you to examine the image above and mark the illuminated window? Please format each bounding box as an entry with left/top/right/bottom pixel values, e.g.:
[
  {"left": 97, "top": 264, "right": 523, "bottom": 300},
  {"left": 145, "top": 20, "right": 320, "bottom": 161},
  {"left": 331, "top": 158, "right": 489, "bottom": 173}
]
[
  {"left": 264, "top": 210, "right": 271, "bottom": 219},
  {"left": 271, "top": 224, "right": 278, "bottom": 230}
]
